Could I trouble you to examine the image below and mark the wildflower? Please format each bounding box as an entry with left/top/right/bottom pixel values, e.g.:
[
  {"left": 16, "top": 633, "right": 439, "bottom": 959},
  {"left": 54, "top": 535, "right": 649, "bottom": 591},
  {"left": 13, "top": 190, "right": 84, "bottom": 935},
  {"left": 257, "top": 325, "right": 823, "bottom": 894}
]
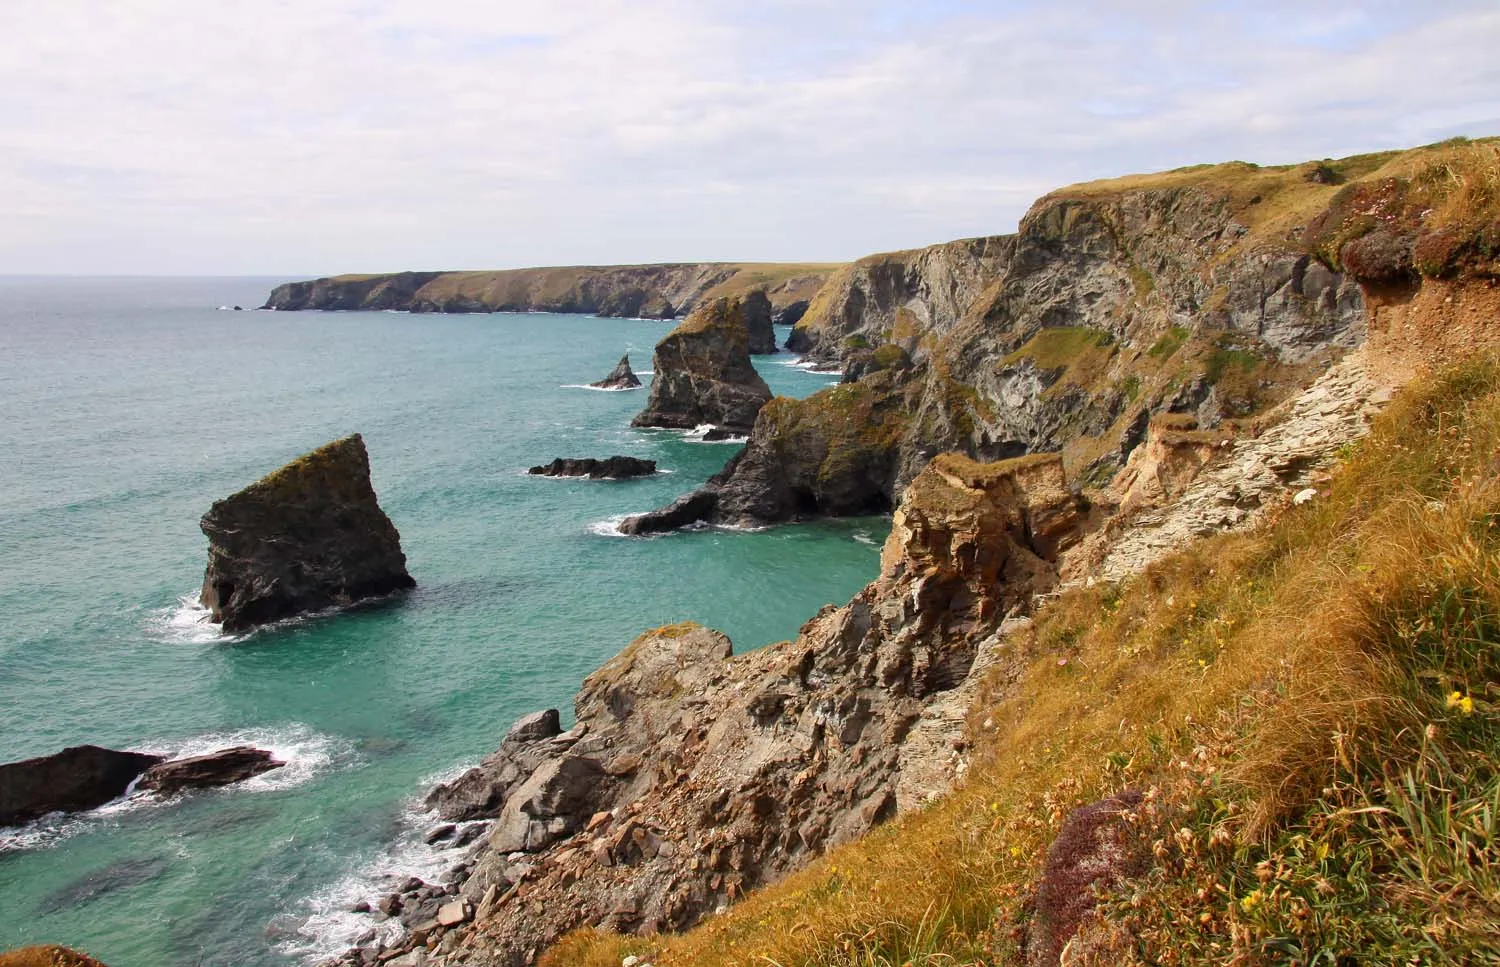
[
  {"left": 1240, "top": 889, "right": 1263, "bottom": 912},
  {"left": 1447, "top": 691, "right": 1475, "bottom": 715}
]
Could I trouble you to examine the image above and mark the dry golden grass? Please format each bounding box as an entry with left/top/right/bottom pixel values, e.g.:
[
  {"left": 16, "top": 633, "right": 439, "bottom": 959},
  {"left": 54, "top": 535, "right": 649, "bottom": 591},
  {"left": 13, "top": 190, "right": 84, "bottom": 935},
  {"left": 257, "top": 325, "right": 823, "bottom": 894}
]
[{"left": 544, "top": 354, "right": 1500, "bottom": 967}]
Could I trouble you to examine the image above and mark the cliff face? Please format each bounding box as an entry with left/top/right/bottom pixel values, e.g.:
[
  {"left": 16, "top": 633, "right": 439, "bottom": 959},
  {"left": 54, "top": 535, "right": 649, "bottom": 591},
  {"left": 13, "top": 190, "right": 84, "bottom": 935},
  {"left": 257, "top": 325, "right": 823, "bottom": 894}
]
[
  {"left": 340, "top": 453, "right": 1086, "bottom": 967},
  {"left": 629, "top": 297, "right": 773, "bottom": 434},
  {"left": 261, "top": 264, "right": 836, "bottom": 320},
  {"left": 199, "top": 434, "right": 414, "bottom": 631}
]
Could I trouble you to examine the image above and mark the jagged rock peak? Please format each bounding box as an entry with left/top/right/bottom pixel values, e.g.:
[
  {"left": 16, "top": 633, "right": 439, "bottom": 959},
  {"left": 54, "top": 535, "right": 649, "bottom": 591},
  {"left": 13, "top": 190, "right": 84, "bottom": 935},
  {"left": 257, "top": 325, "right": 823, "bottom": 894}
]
[
  {"left": 198, "top": 434, "right": 415, "bottom": 632},
  {"left": 630, "top": 296, "right": 773, "bottom": 434},
  {"left": 591, "top": 354, "right": 642, "bottom": 390}
]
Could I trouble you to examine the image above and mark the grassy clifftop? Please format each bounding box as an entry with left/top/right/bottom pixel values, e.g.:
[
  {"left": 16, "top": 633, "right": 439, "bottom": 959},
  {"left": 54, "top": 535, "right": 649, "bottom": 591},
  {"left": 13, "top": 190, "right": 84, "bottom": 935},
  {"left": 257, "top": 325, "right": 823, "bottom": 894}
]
[{"left": 548, "top": 355, "right": 1500, "bottom": 966}]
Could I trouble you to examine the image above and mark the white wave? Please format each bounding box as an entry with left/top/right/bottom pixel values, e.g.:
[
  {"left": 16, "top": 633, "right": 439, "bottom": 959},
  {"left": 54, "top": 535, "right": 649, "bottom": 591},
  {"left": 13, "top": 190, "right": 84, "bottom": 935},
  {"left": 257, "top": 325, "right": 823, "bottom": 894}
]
[
  {"left": 558, "top": 383, "right": 642, "bottom": 392},
  {"left": 852, "top": 531, "right": 880, "bottom": 547},
  {"left": 0, "top": 725, "right": 354, "bottom": 855},
  {"left": 147, "top": 592, "right": 230, "bottom": 645},
  {"left": 587, "top": 514, "right": 632, "bottom": 538},
  {"left": 781, "top": 357, "right": 844, "bottom": 376},
  {"left": 279, "top": 786, "right": 489, "bottom": 963}
]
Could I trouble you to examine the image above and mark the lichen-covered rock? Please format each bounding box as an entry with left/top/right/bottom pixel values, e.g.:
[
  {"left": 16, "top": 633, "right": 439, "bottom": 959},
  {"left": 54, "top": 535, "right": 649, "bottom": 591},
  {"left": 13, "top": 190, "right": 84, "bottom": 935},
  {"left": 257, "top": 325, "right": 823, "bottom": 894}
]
[
  {"left": 590, "top": 354, "right": 642, "bottom": 390},
  {"left": 630, "top": 297, "right": 773, "bottom": 434},
  {"left": 0, "top": 746, "right": 163, "bottom": 826},
  {"left": 198, "top": 434, "right": 414, "bottom": 632},
  {"left": 329, "top": 453, "right": 1084, "bottom": 967}
]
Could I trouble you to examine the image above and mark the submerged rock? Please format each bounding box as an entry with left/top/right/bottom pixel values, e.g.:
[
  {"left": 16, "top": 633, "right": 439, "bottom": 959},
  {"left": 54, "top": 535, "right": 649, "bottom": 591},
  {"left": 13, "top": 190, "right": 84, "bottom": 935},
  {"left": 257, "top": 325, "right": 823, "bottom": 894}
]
[
  {"left": 527, "top": 457, "right": 656, "bottom": 480},
  {"left": 198, "top": 434, "right": 414, "bottom": 632},
  {"left": 630, "top": 297, "right": 772, "bottom": 435},
  {"left": 590, "top": 354, "right": 642, "bottom": 390},
  {"left": 135, "top": 747, "right": 284, "bottom": 796},
  {"left": 0, "top": 745, "right": 163, "bottom": 827}
]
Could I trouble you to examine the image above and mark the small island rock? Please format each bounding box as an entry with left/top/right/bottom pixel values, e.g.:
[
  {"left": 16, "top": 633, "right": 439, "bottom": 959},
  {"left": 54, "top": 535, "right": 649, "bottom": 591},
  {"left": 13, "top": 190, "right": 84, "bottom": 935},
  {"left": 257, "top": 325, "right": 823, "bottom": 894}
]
[
  {"left": 527, "top": 456, "right": 657, "bottom": 480},
  {"left": 135, "top": 747, "right": 285, "bottom": 796},
  {"left": 590, "top": 354, "right": 643, "bottom": 390},
  {"left": 199, "top": 434, "right": 415, "bottom": 632},
  {"left": 0, "top": 745, "right": 164, "bottom": 827},
  {"left": 630, "top": 296, "right": 773, "bottom": 435},
  {"left": 742, "top": 289, "right": 777, "bottom": 354}
]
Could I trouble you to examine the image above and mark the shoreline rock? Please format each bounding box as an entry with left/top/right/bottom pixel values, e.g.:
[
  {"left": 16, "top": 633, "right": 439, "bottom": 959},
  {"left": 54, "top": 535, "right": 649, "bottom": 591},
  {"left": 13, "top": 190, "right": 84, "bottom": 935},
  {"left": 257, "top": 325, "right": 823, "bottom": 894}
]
[
  {"left": 135, "top": 747, "right": 284, "bottom": 796},
  {"left": 630, "top": 297, "right": 773, "bottom": 435},
  {"left": 590, "top": 354, "right": 642, "bottom": 390},
  {"left": 199, "top": 434, "right": 415, "bottom": 632},
  {"left": 0, "top": 746, "right": 164, "bottom": 827},
  {"left": 527, "top": 456, "right": 657, "bottom": 480}
]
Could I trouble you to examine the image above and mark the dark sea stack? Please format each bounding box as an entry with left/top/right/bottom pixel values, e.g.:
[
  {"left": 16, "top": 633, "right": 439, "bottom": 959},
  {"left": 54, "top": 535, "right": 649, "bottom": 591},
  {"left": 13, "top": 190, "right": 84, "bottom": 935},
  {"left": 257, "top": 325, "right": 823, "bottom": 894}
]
[
  {"left": 198, "top": 434, "right": 415, "bottom": 632},
  {"left": 630, "top": 296, "right": 773, "bottom": 434},
  {"left": 742, "top": 289, "right": 777, "bottom": 354},
  {"left": 589, "top": 354, "right": 642, "bottom": 390},
  {"left": 527, "top": 456, "right": 656, "bottom": 480},
  {"left": 135, "top": 747, "right": 285, "bottom": 796},
  {"left": 0, "top": 746, "right": 163, "bottom": 826}
]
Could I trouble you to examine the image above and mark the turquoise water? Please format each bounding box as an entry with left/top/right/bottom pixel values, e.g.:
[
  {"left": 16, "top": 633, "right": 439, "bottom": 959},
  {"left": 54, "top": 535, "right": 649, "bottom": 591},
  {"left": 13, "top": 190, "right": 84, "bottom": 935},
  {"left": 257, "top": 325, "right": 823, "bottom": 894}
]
[{"left": 0, "top": 278, "right": 887, "bottom": 967}]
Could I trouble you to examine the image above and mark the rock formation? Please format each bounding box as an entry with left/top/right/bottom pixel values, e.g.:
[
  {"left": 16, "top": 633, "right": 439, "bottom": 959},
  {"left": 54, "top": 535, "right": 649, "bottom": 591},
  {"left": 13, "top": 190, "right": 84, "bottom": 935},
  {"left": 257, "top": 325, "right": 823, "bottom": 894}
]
[
  {"left": 741, "top": 289, "right": 777, "bottom": 354},
  {"left": 326, "top": 452, "right": 1086, "bottom": 967},
  {"left": 261, "top": 264, "right": 834, "bottom": 321},
  {"left": 630, "top": 297, "right": 773, "bottom": 434},
  {"left": 0, "top": 946, "right": 111, "bottom": 967},
  {"left": 589, "top": 354, "right": 642, "bottom": 390},
  {"left": 527, "top": 457, "right": 656, "bottom": 480},
  {"left": 134, "top": 747, "right": 284, "bottom": 796},
  {"left": 198, "top": 434, "right": 414, "bottom": 632},
  {"left": 0, "top": 746, "right": 163, "bottom": 826}
]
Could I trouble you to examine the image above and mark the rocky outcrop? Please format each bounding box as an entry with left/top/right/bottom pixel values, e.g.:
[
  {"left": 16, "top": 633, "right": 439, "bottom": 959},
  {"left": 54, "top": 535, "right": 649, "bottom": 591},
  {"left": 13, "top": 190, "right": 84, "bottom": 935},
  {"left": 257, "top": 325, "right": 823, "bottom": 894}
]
[
  {"left": 199, "top": 434, "right": 415, "bottom": 632},
  {"left": 134, "top": 747, "right": 284, "bottom": 796},
  {"left": 617, "top": 490, "right": 718, "bottom": 536},
  {"left": 262, "top": 264, "right": 835, "bottom": 321},
  {"left": 0, "top": 946, "right": 111, "bottom": 967},
  {"left": 773, "top": 299, "right": 810, "bottom": 328},
  {"left": 590, "top": 354, "right": 642, "bottom": 390},
  {"left": 742, "top": 289, "right": 777, "bottom": 354},
  {"left": 630, "top": 297, "right": 773, "bottom": 434},
  {"left": 0, "top": 746, "right": 163, "bottom": 826},
  {"left": 527, "top": 457, "right": 656, "bottom": 480},
  {"left": 325, "top": 452, "right": 1086, "bottom": 967}
]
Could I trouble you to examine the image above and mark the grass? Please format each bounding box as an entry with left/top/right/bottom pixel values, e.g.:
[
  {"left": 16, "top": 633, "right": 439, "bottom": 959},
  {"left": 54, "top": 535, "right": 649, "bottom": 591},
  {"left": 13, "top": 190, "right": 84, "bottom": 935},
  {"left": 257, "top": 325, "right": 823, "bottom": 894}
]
[{"left": 543, "top": 354, "right": 1500, "bottom": 967}]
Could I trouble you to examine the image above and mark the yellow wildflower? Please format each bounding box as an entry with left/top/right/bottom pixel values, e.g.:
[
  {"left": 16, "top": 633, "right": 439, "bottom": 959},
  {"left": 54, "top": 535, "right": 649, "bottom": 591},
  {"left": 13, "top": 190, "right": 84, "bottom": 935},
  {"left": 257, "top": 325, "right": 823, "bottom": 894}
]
[{"left": 1447, "top": 691, "right": 1475, "bottom": 715}]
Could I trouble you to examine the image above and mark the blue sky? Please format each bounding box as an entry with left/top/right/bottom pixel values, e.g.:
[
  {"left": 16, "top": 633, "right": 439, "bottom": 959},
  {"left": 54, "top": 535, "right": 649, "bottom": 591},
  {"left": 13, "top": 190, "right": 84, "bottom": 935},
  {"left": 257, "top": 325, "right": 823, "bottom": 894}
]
[{"left": 2, "top": 0, "right": 1497, "bottom": 275}]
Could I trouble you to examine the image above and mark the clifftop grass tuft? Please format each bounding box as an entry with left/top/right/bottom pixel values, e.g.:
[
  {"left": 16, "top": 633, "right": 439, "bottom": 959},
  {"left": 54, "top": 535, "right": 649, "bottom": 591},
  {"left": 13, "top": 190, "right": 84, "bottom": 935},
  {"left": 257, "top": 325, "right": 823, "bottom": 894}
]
[{"left": 543, "top": 354, "right": 1500, "bottom": 967}]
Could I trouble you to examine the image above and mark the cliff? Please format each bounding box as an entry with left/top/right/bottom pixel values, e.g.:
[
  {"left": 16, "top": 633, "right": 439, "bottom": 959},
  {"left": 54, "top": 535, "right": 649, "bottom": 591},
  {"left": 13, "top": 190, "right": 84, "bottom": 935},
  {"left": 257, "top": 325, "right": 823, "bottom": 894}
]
[
  {"left": 261, "top": 263, "right": 837, "bottom": 320},
  {"left": 199, "top": 434, "right": 414, "bottom": 631}
]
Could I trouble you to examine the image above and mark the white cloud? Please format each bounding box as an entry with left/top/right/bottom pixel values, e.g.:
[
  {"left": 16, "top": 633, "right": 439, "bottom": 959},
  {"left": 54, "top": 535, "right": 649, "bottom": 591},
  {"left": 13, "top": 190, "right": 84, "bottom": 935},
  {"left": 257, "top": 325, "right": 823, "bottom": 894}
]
[{"left": 0, "top": 0, "right": 1496, "bottom": 273}]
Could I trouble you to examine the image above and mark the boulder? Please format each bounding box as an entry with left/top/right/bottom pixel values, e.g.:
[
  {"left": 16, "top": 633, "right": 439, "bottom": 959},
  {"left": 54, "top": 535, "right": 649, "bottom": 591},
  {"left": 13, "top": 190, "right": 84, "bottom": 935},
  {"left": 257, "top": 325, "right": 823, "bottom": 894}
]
[
  {"left": 630, "top": 297, "right": 773, "bottom": 435},
  {"left": 527, "top": 457, "right": 656, "bottom": 480},
  {"left": 590, "top": 355, "right": 642, "bottom": 390},
  {"left": 198, "top": 434, "right": 415, "bottom": 631},
  {"left": 135, "top": 747, "right": 284, "bottom": 796},
  {"left": 0, "top": 745, "right": 163, "bottom": 827}
]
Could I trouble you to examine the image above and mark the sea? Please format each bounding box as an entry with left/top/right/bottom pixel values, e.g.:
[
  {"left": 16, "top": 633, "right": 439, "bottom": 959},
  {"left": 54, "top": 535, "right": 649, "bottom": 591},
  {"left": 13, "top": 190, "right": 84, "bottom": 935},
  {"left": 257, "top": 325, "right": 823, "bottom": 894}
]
[{"left": 0, "top": 277, "right": 889, "bottom": 967}]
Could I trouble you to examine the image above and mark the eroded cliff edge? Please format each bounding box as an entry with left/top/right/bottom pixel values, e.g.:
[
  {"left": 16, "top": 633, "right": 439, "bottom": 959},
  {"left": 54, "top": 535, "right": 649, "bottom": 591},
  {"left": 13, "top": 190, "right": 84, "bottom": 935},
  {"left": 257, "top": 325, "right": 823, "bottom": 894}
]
[{"left": 262, "top": 263, "right": 836, "bottom": 320}]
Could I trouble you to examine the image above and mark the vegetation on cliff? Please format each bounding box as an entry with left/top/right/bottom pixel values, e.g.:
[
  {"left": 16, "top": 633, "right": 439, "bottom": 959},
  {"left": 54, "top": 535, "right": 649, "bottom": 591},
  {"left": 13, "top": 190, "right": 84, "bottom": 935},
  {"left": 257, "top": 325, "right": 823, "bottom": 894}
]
[{"left": 546, "top": 355, "right": 1500, "bottom": 965}]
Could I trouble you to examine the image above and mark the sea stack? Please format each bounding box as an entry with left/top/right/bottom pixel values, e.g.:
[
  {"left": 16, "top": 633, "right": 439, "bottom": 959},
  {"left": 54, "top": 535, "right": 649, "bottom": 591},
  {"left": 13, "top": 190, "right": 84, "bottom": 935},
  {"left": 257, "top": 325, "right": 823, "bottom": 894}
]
[
  {"left": 742, "top": 289, "right": 777, "bottom": 354},
  {"left": 198, "top": 434, "right": 415, "bottom": 632},
  {"left": 630, "top": 296, "right": 773, "bottom": 435},
  {"left": 590, "top": 354, "right": 642, "bottom": 390}
]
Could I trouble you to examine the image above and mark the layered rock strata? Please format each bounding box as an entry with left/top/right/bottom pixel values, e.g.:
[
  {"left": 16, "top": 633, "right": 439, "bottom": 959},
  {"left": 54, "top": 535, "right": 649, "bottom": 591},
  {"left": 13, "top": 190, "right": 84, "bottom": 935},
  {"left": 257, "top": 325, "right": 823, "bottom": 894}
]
[
  {"left": 262, "top": 264, "right": 834, "bottom": 320},
  {"left": 326, "top": 452, "right": 1087, "bottom": 967},
  {"left": 589, "top": 354, "right": 641, "bottom": 390},
  {"left": 199, "top": 434, "right": 414, "bottom": 632},
  {"left": 630, "top": 297, "right": 773, "bottom": 434}
]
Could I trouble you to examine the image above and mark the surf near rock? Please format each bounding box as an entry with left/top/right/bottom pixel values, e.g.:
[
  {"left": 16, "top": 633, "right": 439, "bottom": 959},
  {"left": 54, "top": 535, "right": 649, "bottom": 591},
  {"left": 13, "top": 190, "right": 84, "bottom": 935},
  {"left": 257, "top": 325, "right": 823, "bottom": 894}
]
[{"left": 527, "top": 457, "right": 656, "bottom": 480}]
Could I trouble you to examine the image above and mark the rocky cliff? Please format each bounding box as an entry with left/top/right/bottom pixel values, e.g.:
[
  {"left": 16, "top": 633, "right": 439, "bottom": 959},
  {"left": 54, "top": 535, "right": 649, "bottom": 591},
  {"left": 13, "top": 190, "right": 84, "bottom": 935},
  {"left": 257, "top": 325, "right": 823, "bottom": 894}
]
[
  {"left": 262, "top": 264, "right": 835, "bottom": 320},
  {"left": 199, "top": 434, "right": 414, "bottom": 632},
  {"left": 629, "top": 297, "right": 773, "bottom": 434},
  {"left": 329, "top": 452, "right": 1088, "bottom": 967}
]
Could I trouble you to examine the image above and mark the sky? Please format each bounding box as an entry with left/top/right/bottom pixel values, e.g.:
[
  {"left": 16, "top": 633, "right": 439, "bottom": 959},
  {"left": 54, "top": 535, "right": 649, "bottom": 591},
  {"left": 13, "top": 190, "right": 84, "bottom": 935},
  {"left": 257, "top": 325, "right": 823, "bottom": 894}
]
[{"left": 3, "top": 0, "right": 1498, "bottom": 276}]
